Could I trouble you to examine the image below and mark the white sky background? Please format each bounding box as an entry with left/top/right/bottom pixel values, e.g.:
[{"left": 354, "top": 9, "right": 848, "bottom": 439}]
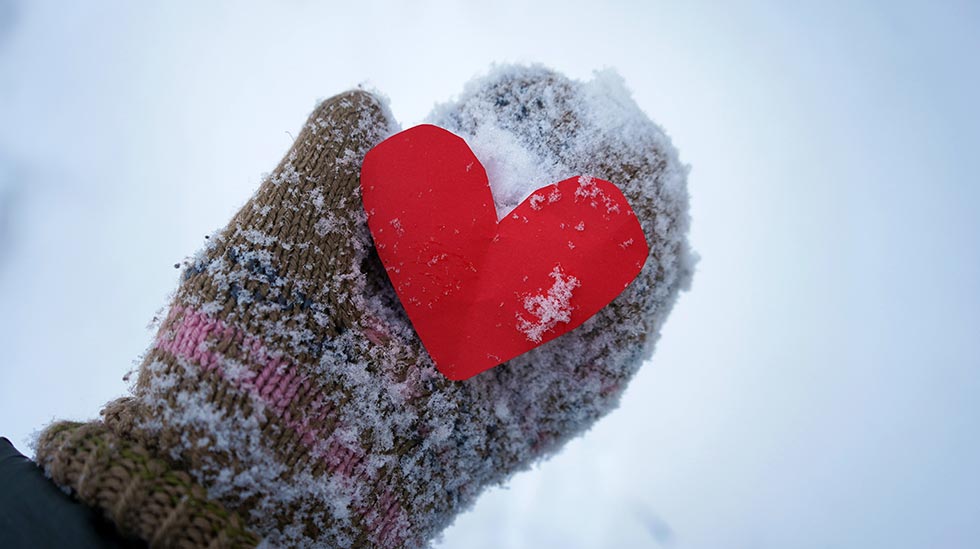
[{"left": 1, "top": 1, "right": 979, "bottom": 547}]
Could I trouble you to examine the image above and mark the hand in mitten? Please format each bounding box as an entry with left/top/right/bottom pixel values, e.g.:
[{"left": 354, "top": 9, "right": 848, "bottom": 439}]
[{"left": 35, "top": 66, "right": 693, "bottom": 548}]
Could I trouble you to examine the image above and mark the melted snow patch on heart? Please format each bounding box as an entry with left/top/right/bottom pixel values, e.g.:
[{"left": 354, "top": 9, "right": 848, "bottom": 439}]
[{"left": 360, "top": 125, "right": 649, "bottom": 381}]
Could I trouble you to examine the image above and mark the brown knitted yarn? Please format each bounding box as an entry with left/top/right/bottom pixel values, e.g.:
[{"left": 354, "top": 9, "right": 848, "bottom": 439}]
[
  {"left": 36, "top": 90, "right": 403, "bottom": 547},
  {"left": 35, "top": 67, "right": 694, "bottom": 548},
  {"left": 37, "top": 421, "right": 258, "bottom": 548}
]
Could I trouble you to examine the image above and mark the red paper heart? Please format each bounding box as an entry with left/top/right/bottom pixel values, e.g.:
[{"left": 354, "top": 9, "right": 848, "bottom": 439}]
[{"left": 360, "top": 125, "right": 648, "bottom": 380}]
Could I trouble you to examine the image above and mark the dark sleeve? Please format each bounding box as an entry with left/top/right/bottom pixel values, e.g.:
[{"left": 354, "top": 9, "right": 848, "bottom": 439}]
[{"left": 0, "top": 437, "right": 146, "bottom": 549}]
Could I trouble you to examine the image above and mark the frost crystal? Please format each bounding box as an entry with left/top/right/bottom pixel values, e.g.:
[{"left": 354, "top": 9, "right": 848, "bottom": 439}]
[{"left": 517, "top": 266, "right": 580, "bottom": 343}]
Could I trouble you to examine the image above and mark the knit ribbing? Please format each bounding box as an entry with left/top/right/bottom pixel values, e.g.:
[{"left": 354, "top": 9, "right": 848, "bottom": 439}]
[{"left": 35, "top": 421, "right": 258, "bottom": 548}]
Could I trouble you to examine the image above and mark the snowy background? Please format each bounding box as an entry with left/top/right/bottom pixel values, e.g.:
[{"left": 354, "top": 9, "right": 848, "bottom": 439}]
[{"left": 1, "top": 1, "right": 979, "bottom": 548}]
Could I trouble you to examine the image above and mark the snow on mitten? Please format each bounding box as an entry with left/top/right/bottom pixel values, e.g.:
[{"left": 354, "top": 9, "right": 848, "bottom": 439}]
[{"left": 35, "top": 66, "right": 693, "bottom": 548}]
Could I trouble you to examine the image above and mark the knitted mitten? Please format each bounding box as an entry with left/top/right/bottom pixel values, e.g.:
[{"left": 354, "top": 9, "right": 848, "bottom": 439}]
[{"left": 35, "top": 67, "right": 693, "bottom": 548}]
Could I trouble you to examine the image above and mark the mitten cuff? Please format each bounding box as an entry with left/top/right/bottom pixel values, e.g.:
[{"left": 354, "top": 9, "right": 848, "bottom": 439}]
[{"left": 35, "top": 421, "right": 259, "bottom": 548}]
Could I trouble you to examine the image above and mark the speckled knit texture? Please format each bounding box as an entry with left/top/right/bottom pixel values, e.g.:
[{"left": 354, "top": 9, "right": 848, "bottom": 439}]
[{"left": 35, "top": 66, "right": 693, "bottom": 548}]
